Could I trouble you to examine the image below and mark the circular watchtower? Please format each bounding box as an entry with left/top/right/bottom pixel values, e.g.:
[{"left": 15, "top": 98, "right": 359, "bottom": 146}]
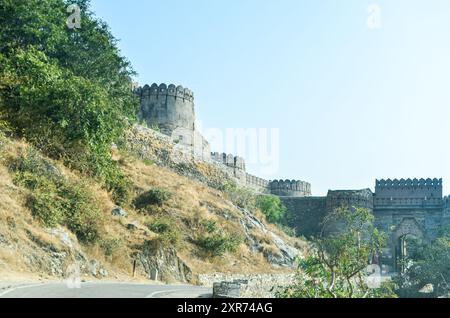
[{"left": 136, "top": 83, "right": 195, "bottom": 137}]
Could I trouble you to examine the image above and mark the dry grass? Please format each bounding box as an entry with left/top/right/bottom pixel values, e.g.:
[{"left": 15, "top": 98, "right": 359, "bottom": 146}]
[
  {"left": 119, "top": 154, "right": 302, "bottom": 274},
  {"left": 0, "top": 136, "right": 305, "bottom": 280}
]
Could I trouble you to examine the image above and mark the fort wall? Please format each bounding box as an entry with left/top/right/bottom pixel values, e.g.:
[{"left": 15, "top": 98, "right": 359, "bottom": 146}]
[
  {"left": 269, "top": 180, "right": 311, "bottom": 197},
  {"left": 375, "top": 178, "right": 442, "bottom": 200},
  {"left": 281, "top": 197, "right": 327, "bottom": 237},
  {"left": 136, "top": 83, "right": 211, "bottom": 161},
  {"left": 137, "top": 83, "right": 312, "bottom": 197}
]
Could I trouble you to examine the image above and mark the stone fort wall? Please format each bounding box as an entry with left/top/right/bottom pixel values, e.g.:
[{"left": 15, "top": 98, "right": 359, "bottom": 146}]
[
  {"left": 136, "top": 83, "right": 195, "bottom": 135},
  {"left": 210, "top": 152, "right": 311, "bottom": 196},
  {"left": 375, "top": 178, "right": 442, "bottom": 200},
  {"left": 283, "top": 189, "right": 374, "bottom": 237},
  {"left": 137, "top": 83, "right": 313, "bottom": 198},
  {"left": 136, "top": 83, "right": 211, "bottom": 161}
]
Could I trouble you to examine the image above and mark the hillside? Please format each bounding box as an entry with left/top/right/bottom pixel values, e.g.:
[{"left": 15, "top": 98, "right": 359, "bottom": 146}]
[{"left": 0, "top": 129, "right": 306, "bottom": 284}]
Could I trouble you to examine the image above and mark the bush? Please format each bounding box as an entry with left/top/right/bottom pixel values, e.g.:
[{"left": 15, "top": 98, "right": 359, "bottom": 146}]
[
  {"left": 101, "top": 238, "right": 124, "bottom": 257},
  {"left": 195, "top": 232, "right": 242, "bottom": 257},
  {"left": 147, "top": 218, "right": 172, "bottom": 234},
  {"left": 146, "top": 217, "right": 181, "bottom": 247},
  {"left": 201, "top": 219, "right": 219, "bottom": 234},
  {"left": 0, "top": 0, "right": 138, "bottom": 206},
  {"left": 105, "top": 167, "right": 133, "bottom": 206},
  {"left": 11, "top": 149, "right": 103, "bottom": 244},
  {"left": 27, "top": 184, "right": 64, "bottom": 228},
  {"left": 134, "top": 188, "right": 173, "bottom": 210},
  {"left": 223, "top": 182, "right": 256, "bottom": 210},
  {"left": 256, "top": 195, "right": 287, "bottom": 224}
]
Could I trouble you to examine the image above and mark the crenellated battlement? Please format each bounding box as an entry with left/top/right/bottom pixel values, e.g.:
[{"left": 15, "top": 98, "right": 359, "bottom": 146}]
[
  {"left": 269, "top": 180, "right": 312, "bottom": 197},
  {"left": 326, "top": 189, "right": 374, "bottom": 211},
  {"left": 376, "top": 178, "right": 442, "bottom": 188},
  {"left": 211, "top": 152, "right": 246, "bottom": 171},
  {"left": 136, "top": 83, "right": 194, "bottom": 102},
  {"left": 375, "top": 178, "right": 443, "bottom": 200}
]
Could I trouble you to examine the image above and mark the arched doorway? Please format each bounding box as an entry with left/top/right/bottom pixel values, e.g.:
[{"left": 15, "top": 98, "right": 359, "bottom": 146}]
[{"left": 392, "top": 218, "right": 424, "bottom": 273}]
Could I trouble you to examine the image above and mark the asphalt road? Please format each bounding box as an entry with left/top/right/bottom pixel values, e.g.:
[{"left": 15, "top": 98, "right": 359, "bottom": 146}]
[{"left": 0, "top": 282, "right": 212, "bottom": 298}]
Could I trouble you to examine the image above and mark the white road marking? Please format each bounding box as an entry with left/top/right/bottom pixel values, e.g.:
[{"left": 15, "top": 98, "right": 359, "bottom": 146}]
[
  {"left": 145, "top": 289, "right": 184, "bottom": 298},
  {"left": 0, "top": 283, "right": 47, "bottom": 297}
]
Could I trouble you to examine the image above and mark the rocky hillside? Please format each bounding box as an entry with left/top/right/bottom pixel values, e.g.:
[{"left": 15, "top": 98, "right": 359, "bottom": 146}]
[{"left": 0, "top": 129, "right": 306, "bottom": 284}]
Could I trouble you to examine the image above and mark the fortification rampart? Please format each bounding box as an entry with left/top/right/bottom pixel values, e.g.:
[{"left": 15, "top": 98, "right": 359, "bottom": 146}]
[
  {"left": 246, "top": 174, "right": 270, "bottom": 191},
  {"left": 137, "top": 83, "right": 312, "bottom": 198},
  {"left": 326, "top": 189, "right": 374, "bottom": 212},
  {"left": 269, "top": 180, "right": 312, "bottom": 197},
  {"left": 135, "top": 83, "right": 194, "bottom": 102},
  {"left": 211, "top": 152, "right": 246, "bottom": 171},
  {"left": 375, "top": 178, "right": 443, "bottom": 199}
]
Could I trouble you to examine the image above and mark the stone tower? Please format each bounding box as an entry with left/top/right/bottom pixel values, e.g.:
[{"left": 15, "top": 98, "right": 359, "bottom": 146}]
[
  {"left": 135, "top": 83, "right": 211, "bottom": 160},
  {"left": 136, "top": 83, "right": 195, "bottom": 136}
]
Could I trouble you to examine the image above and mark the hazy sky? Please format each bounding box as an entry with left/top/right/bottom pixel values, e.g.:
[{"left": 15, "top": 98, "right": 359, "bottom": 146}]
[{"left": 91, "top": 0, "right": 450, "bottom": 196}]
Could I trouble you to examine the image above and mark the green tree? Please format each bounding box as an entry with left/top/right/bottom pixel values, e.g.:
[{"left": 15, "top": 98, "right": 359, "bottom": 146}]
[
  {"left": 256, "top": 195, "right": 287, "bottom": 224},
  {"left": 278, "top": 207, "right": 395, "bottom": 298},
  {"left": 0, "top": 0, "right": 138, "bottom": 204},
  {"left": 394, "top": 226, "right": 450, "bottom": 298}
]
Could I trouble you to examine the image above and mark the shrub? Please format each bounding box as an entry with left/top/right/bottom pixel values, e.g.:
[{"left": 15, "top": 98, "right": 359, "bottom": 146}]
[
  {"left": 134, "top": 188, "right": 173, "bottom": 210},
  {"left": 27, "top": 185, "right": 64, "bottom": 228},
  {"left": 105, "top": 167, "right": 133, "bottom": 206},
  {"left": 223, "top": 182, "right": 256, "bottom": 210},
  {"left": 201, "top": 219, "right": 219, "bottom": 234},
  {"left": 11, "top": 149, "right": 103, "bottom": 244},
  {"left": 195, "top": 232, "right": 242, "bottom": 257},
  {"left": 101, "top": 238, "right": 124, "bottom": 257},
  {"left": 147, "top": 218, "right": 172, "bottom": 234},
  {"left": 256, "top": 195, "right": 287, "bottom": 224},
  {"left": 146, "top": 217, "right": 181, "bottom": 247}
]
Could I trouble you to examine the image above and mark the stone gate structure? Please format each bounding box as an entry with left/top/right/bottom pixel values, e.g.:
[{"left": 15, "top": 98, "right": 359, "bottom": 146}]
[{"left": 281, "top": 179, "right": 450, "bottom": 273}]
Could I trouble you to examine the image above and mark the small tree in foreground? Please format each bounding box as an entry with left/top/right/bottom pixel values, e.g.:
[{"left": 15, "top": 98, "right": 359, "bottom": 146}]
[
  {"left": 256, "top": 195, "right": 286, "bottom": 224},
  {"left": 278, "top": 207, "right": 396, "bottom": 298},
  {"left": 394, "top": 225, "right": 450, "bottom": 298}
]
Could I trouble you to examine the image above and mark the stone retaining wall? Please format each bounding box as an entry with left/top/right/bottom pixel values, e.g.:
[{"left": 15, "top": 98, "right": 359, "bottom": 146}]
[{"left": 198, "top": 273, "right": 294, "bottom": 298}]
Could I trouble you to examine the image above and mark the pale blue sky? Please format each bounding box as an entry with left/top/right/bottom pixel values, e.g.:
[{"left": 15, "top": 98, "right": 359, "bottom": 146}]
[{"left": 91, "top": 0, "right": 450, "bottom": 196}]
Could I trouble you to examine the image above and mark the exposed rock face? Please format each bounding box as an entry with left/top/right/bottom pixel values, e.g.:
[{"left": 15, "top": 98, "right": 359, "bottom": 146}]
[
  {"left": 4, "top": 227, "right": 109, "bottom": 279},
  {"left": 239, "top": 208, "right": 299, "bottom": 267},
  {"left": 135, "top": 241, "right": 193, "bottom": 283}
]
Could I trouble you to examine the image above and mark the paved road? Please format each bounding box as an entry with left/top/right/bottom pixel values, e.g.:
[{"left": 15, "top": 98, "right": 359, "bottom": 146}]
[{"left": 0, "top": 282, "right": 212, "bottom": 298}]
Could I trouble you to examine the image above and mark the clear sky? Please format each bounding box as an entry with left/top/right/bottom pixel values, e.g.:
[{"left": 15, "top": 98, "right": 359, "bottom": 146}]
[{"left": 90, "top": 0, "right": 450, "bottom": 196}]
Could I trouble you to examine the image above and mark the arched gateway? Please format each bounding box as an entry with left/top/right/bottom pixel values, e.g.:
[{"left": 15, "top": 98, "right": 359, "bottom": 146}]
[
  {"left": 392, "top": 218, "right": 425, "bottom": 272},
  {"left": 373, "top": 179, "right": 445, "bottom": 274}
]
